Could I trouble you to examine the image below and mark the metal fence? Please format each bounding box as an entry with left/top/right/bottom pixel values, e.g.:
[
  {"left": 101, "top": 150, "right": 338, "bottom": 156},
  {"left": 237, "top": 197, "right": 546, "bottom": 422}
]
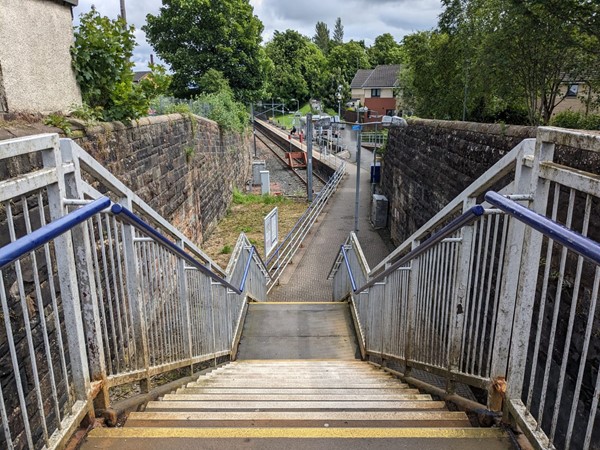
[
  {"left": 0, "top": 134, "right": 269, "bottom": 449},
  {"left": 266, "top": 161, "right": 346, "bottom": 292},
  {"left": 329, "top": 127, "right": 600, "bottom": 450}
]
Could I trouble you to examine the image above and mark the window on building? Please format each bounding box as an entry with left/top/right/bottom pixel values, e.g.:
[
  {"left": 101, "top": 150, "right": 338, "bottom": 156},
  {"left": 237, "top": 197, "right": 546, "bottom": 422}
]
[
  {"left": 371, "top": 89, "right": 381, "bottom": 98},
  {"left": 567, "top": 84, "right": 579, "bottom": 97},
  {"left": 385, "top": 109, "right": 395, "bottom": 116}
]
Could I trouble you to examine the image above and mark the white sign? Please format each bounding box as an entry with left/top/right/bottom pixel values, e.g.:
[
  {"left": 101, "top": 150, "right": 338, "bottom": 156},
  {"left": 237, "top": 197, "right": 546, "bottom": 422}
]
[{"left": 264, "top": 207, "right": 279, "bottom": 257}]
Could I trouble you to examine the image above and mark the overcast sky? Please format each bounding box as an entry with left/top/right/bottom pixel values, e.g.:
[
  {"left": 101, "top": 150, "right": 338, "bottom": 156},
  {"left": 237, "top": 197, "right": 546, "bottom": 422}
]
[{"left": 74, "top": 0, "right": 443, "bottom": 71}]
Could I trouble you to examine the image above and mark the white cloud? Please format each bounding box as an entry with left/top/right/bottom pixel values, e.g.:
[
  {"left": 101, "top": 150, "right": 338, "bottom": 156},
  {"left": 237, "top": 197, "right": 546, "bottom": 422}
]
[{"left": 74, "top": 0, "right": 443, "bottom": 70}]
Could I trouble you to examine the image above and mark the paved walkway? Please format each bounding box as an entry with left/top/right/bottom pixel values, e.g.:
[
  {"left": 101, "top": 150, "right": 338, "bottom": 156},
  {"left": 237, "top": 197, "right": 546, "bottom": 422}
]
[{"left": 268, "top": 141, "right": 393, "bottom": 302}]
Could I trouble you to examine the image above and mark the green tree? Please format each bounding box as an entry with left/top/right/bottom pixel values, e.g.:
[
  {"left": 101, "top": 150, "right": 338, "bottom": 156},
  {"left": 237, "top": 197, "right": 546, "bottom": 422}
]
[
  {"left": 368, "top": 33, "right": 404, "bottom": 66},
  {"left": 332, "top": 17, "right": 344, "bottom": 45},
  {"left": 144, "top": 0, "right": 266, "bottom": 101},
  {"left": 265, "top": 30, "right": 328, "bottom": 103},
  {"left": 313, "top": 21, "right": 330, "bottom": 55},
  {"left": 71, "top": 9, "right": 147, "bottom": 121},
  {"left": 327, "top": 41, "right": 370, "bottom": 85},
  {"left": 197, "top": 69, "right": 231, "bottom": 95},
  {"left": 400, "top": 31, "right": 464, "bottom": 119}
]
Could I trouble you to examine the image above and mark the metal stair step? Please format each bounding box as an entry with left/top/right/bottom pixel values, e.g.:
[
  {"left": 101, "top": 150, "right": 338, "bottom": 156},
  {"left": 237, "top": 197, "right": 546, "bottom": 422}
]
[
  {"left": 177, "top": 387, "right": 418, "bottom": 395},
  {"left": 168, "top": 393, "right": 432, "bottom": 401},
  {"left": 144, "top": 400, "right": 447, "bottom": 411},
  {"left": 126, "top": 411, "right": 469, "bottom": 427},
  {"left": 84, "top": 427, "right": 512, "bottom": 450}
]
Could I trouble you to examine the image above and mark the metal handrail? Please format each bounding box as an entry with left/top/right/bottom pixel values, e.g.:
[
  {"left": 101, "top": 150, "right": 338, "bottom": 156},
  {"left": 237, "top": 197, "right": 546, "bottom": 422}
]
[
  {"left": 110, "top": 203, "right": 243, "bottom": 294},
  {"left": 352, "top": 205, "right": 485, "bottom": 294},
  {"left": 0, "top": 196, "right": 111, "bottom": 270},
  {"left": 485, "top": 191, "right": 600, "bottom": 265},
  {"left": 239, "top": 246, "right": 256, "bottom": 292},
  {"left": 340, "top": 245, "right": 358, "bottom": 292}
]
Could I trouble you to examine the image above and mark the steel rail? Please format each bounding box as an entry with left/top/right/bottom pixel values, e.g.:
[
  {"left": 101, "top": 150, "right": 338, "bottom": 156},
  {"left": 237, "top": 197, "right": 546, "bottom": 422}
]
[
  {"left": 485, "top": 191, "right": 600, "bottom": 265},
  {"left": 110, "top": 204, "right": 243, "bottom": 294},
  {"left": 0, "top": 196, "right": 111, "bottom": 270},
  {"left": 254, "top": 129, "right": 328, "bottom": 187}
]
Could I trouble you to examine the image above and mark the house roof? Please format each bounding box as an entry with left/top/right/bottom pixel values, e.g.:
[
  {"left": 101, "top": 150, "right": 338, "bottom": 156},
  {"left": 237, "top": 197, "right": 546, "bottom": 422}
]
[
  {"left": 350, "top": 69, "right": 373, "bottom": 89},
  {"left": 133, "top": 71, "right": 152, "bottom": 83},
  {"left": 350, "top": 65, "right": 401, "bottom": 89}
]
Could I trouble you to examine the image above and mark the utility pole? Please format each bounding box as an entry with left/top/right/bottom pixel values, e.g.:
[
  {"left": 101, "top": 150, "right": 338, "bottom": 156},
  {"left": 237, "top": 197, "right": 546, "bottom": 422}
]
[
  {"left": 306, "top": 114, "right": 314, "bottom": 202},
  {"left": 251, "top": 104, "right": 257, "bottom": 158},
  {"left": 119, "top": 0, "right": 127, "bottom": 24},
  {"left": 354, "top": 106, "right": 362, "bottom": 232}
]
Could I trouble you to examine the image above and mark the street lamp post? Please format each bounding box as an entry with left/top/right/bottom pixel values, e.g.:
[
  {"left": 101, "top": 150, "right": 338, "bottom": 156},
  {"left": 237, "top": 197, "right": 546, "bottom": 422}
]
[{"left": 290, "top": 98, "right": 299, "bottom": 112}]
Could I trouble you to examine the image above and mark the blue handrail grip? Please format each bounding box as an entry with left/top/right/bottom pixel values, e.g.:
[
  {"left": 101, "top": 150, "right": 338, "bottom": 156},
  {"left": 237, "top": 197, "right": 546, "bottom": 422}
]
[
  {"left": 239, "top": 246, "right": 256, "bottom": 292},
  {"left": 0, "top": 196, "right": 111, "bottom": 271},
  {"left": 485, "top": 191, "right": 600, "bottom": 266},
  {"left": 341, "top": 245, "right": 358, "bottom": 292},
  {"left": 110, "top": 203, "right": 242, "bottom": 294},
  {"left": 354, "top": 204, "right": 485, "bottom": 294}
]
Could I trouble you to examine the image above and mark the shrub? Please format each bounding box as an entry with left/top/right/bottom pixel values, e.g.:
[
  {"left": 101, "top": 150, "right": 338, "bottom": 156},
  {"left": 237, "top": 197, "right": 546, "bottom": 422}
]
[{"left": 551, "top": 110, "right": 600, "bottom": 130}]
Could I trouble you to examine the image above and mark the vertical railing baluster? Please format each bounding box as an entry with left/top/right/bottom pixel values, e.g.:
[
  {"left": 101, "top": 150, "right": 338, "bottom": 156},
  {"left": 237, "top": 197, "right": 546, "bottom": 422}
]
[
  {"left": 404, "top": 240, "right": 420, "bottom": 377},
  {"left": 120, "top": 197, "right": 150, "bottom": 392},
  {"left": 178, "top": 240, "right": 193, "bottom": 374},
  {"left": 447, "top": 198, "right": 476, "bottom": 393}
]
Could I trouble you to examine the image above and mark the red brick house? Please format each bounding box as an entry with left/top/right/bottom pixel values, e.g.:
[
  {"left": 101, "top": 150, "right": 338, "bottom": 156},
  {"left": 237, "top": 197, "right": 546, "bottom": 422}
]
[{"left": 350, "top": 65, "right": 400, "bottom": 122}]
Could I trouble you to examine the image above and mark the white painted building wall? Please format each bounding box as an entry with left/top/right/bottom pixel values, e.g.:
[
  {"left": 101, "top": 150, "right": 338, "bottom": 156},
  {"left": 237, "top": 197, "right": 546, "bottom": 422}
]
[{"left": 0, "top": 0, "right": 81, "bottom": 114}]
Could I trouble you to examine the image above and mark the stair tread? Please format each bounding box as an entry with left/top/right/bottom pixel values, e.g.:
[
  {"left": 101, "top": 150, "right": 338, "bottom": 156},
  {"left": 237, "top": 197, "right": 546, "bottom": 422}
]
[
  {"left": 177, "top": 388, "right": 419, "bottom": 395},
  {"left": 128, "top": 411, "right": 469, "bottom": 421},
  {"left": 145, "top": 400, "right": 447, "bottom": 410},
  {"left": 169, "top": 393, "right": 432, "bottom": 401}
]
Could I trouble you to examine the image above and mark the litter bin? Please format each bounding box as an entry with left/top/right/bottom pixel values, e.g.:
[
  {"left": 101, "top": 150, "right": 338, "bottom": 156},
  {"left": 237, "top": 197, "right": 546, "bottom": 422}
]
[{"left": 370, "top": 162, "right": 381, "bottom": 183}]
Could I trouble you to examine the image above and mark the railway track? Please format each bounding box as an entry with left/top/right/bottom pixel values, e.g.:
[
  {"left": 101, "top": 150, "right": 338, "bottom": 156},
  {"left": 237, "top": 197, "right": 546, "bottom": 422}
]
[{"left": 254, "top": 128, "right": 326, "bottom": 191}]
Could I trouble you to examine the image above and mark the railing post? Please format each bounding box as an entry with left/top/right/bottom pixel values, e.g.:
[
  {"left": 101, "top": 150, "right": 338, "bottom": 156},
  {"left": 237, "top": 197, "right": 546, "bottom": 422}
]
[
  {"left": 43, "top": 137, "right": 91, "bottom": 402},
  {"left": 60, "top": 140, "right": 109, "bottom": 409},
  {"left": 404, "top": 240, "right": 420, "bottom": 377},
  {"left": 503, "top": 135, "right": 554, "bottom": 403},
  {"left": 489, "top": 142, "right": 535, "bottom": 409},
  {"left": 447, "top": 198, "right": 476, "bottom": 394},
  {"left": 178, "top": 240, "right": 193, "bottom": 375},
  {"left": 120, "top": 196, "right": 150, "bottom": 393}
]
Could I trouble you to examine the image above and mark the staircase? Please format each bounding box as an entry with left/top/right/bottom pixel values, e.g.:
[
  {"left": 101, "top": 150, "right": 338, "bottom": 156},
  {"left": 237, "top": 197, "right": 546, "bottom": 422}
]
[{"left": 83, "top": 303, "right": 512, "bottom": 449}]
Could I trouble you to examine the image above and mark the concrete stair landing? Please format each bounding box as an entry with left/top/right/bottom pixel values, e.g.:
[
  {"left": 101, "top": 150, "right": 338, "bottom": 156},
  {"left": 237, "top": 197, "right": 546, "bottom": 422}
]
[{"left": 84, "top": 360, "right": 512, "bottom": 449}]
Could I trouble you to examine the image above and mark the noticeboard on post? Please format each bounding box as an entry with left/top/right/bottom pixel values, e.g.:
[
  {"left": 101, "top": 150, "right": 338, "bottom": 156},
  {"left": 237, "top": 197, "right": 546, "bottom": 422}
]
[{"left": 264, "top": 207, "right": 278, "bottom": 257}]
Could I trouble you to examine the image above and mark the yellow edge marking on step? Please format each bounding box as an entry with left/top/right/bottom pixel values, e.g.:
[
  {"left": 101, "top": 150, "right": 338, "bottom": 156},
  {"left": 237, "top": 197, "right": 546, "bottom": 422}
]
[{"left": 89, "top": 427, "right": 506, "bottom": 439}]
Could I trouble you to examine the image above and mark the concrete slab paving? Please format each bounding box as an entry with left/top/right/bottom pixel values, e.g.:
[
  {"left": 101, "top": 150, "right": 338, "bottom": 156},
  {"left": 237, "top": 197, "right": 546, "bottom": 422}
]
[
  {"left": 237, "top": 302, "right": 360, "bottom": 360},
  {"left": 268, "top": 145, "right": 393, "bottom": 302}
]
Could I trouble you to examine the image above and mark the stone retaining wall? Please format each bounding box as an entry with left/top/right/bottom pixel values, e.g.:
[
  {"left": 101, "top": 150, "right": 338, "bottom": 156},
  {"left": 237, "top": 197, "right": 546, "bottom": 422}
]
[
  {"left": 381, "top": 119, "right": 536, "bottom": 245},
  {"left": 74, "top": 114, "right": 252, "bottom": 244}
]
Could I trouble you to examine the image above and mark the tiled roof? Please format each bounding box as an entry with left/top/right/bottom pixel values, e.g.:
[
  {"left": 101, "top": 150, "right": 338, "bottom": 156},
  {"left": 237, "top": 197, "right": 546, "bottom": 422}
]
[
  {"left": 350, "top": 69, "right": 374, "bottom": 89},
  {"left": 133, "top": 71, "right": 152, "bottom": 83},
  {"left": 351, "top": 65, "right": 401, "bottom": 89}
]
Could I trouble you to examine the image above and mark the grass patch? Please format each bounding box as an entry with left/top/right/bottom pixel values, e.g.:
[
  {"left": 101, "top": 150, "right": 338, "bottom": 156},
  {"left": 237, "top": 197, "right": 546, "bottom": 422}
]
[
  {"left": 232, "top": 189, "right": 290, "bottom": 205},
  {"left": 220, "top": 245, "right": 232, "bottom": 254},
  {"left": 203, "top": 193, "right": 308, "bottom": 267}
]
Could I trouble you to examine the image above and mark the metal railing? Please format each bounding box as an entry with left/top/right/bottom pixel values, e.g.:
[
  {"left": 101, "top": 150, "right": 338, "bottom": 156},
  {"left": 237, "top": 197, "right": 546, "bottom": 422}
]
[
  {"left": 329, "top": 127, "right": 600, "bottom": 450},
  {"left": 266, "top": 161, "right": 346, "bottom": 291},
  {"left": 0, "top": 134, "right": 269, "bottom": 449}
]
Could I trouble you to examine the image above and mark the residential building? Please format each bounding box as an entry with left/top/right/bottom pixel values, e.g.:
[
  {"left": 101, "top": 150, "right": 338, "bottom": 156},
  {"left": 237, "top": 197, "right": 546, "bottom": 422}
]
[{"left": 350, "top": 65, "right": 400, "bottom": 122}]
